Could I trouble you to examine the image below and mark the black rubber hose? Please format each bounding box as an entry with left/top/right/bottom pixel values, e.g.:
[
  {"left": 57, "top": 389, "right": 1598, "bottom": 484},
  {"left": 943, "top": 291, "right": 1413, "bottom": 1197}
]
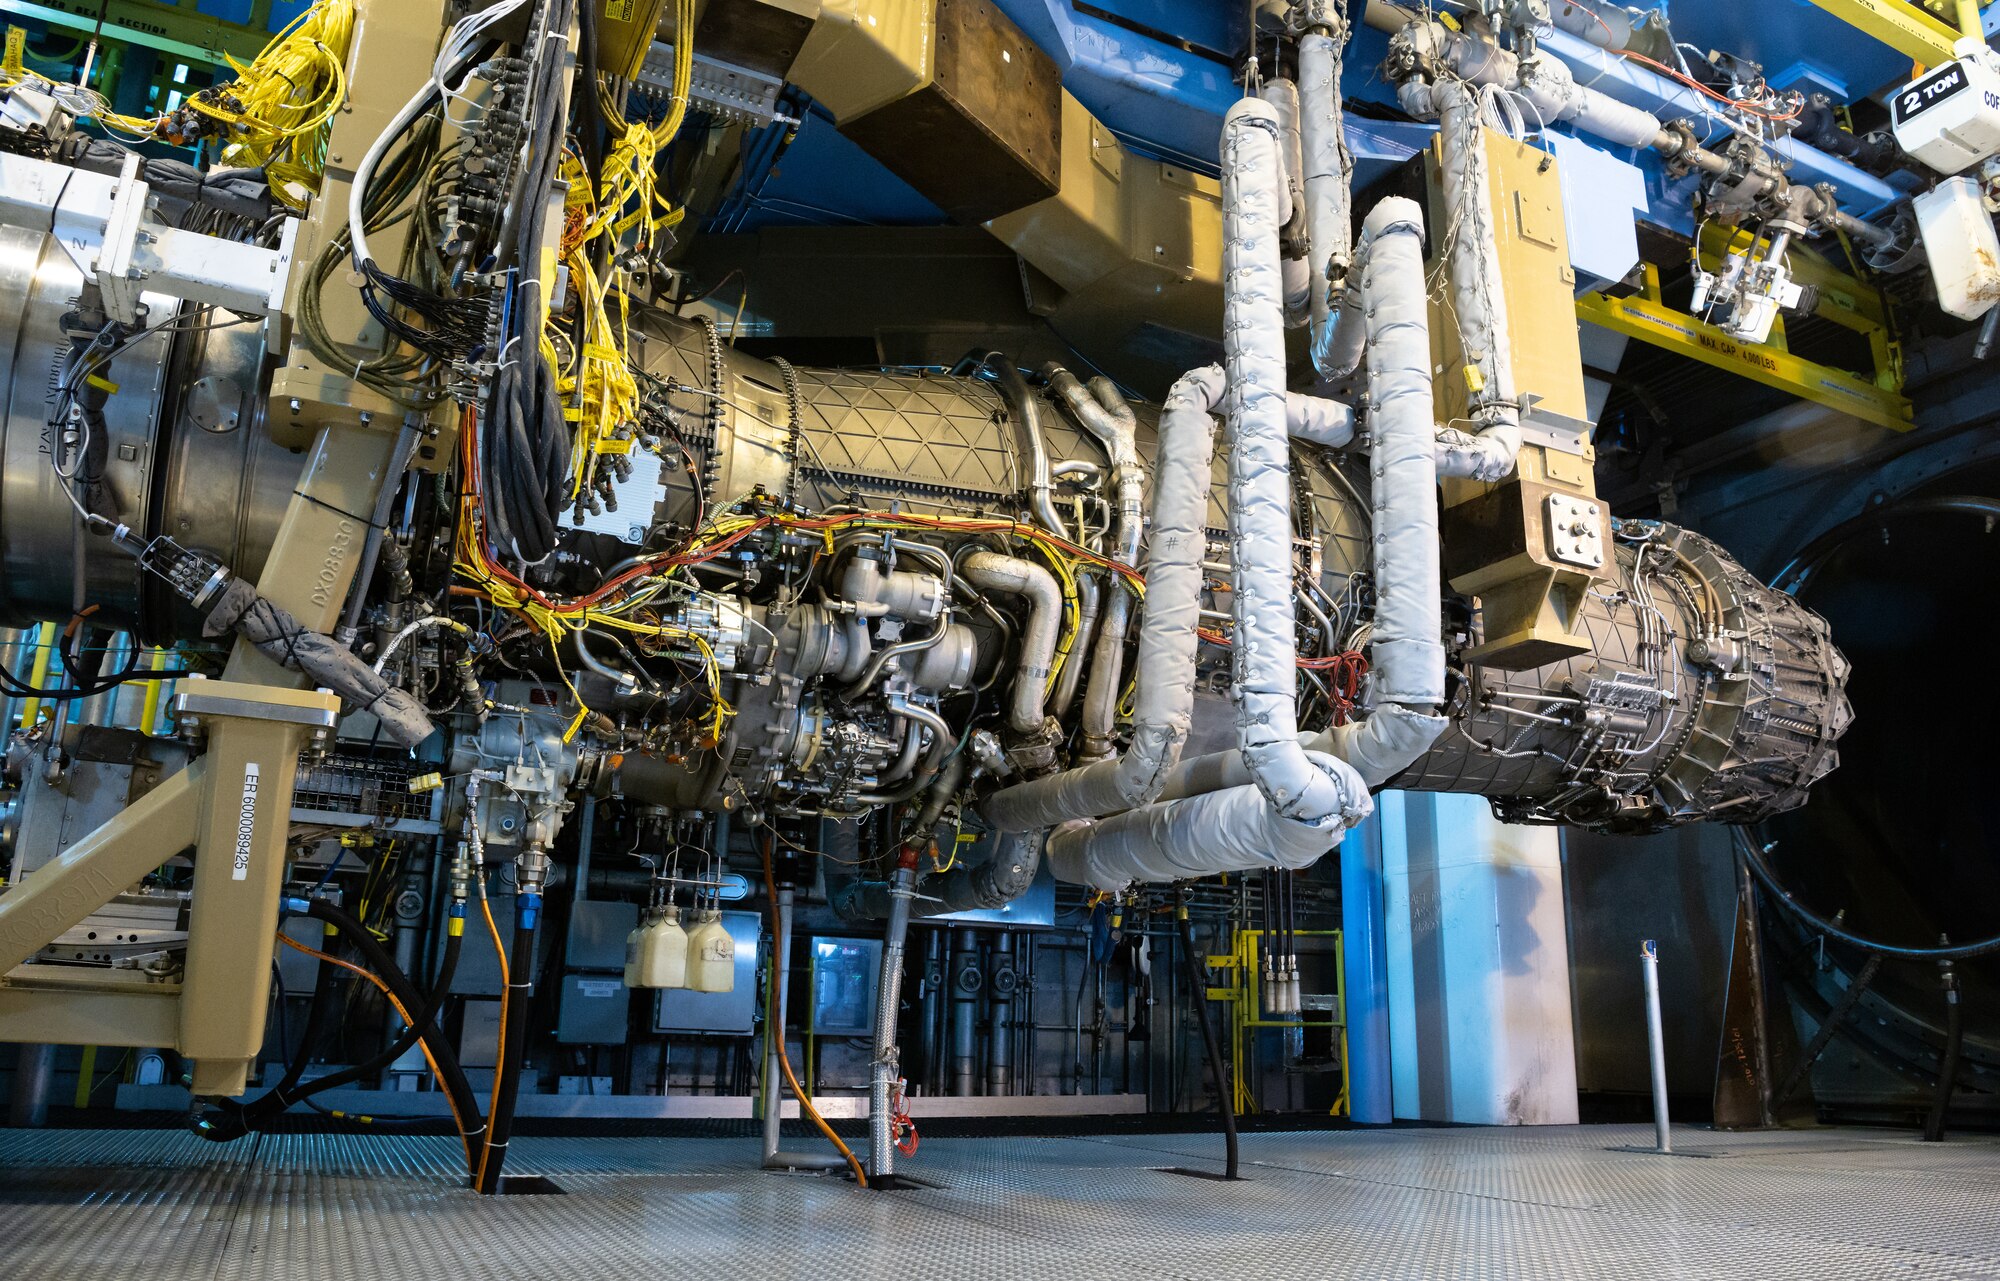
[
  {"left": 299, "top": 897, "right": 484, "bottom": 1174},
  {"left": 268, "top": 927, "right": 465, "bottom": 1114},
  {"left": 1175, "top": 889, "right": 1239, "bottom": 1180},
  {"left": 477, "top": 908, "right": 537, "bottom": 1194},
  {"left": 1923, "top": 966, "right": 1963, "bottom": 1143}
]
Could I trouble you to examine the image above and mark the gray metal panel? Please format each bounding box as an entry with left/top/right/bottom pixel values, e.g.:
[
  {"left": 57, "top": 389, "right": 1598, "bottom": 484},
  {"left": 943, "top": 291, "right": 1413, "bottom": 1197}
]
[
  {"left": 651, "top": 910, "right": 760, "bottom": 1034},
  {"left": 565, "top": 900, "right": 639, "bottom": 973}
]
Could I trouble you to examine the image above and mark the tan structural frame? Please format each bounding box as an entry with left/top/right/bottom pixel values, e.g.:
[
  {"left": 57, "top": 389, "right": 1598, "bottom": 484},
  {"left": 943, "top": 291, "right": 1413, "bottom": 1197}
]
[{"left": 0, "top": 0, "right": 447, "bottom": 1096}]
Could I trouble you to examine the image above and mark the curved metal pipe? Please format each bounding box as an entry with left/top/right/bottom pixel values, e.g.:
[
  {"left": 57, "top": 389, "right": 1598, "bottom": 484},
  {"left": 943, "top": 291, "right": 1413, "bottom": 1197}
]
[
  {"left": 856, "top": 695, "right": 957, "bottom": 806},
  {"left": 1050, "top": 571, "right": 1100, "bottom": 719},
  {"left": 841, "top": 617, "right": 950, "bottom": 701},
  {"left": 1043, "top": 363, "right": 1146, "bottom": 759},
  {"left": 961, "top": 550, "right": 1061, "bottom": 736},
  {"left": 984, "top": 354, "right": 1067, "bottom": 540},
  {"left": 980, "top": 365, "right": 1224, "bottom": 832},
  {"left": 574, "top": 628, "right": 642, "bottom": 692}
]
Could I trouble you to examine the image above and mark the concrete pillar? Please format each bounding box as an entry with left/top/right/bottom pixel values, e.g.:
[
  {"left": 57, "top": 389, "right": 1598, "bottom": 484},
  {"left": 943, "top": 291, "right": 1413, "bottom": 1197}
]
[{"left": 1381, "top": 791, "right": 1579, "bottom": 1124}]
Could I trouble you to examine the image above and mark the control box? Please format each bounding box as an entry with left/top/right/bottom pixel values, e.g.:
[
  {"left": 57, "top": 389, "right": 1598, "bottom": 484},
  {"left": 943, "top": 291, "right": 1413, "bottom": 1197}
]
[{"left": 1891, "top": 41, "right": 2000, "bottom": 173}]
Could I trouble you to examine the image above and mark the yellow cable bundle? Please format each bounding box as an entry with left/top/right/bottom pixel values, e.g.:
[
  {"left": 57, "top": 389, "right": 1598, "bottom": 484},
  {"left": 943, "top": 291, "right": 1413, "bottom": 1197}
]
[{"left": 185, "top": 0, "right": 355, "bottom": 205}]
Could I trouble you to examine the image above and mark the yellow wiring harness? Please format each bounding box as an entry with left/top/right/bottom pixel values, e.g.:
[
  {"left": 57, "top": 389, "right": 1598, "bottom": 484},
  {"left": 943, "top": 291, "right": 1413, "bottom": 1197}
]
[
  {"left": 0, "top": 0, "right": 354, "bottom": 207},
  {"left": 542, "top": 0, "right": 695, "bottom": 510},
  {"left": 455, "top": 493, "right": 1130, "bottom": 749}
]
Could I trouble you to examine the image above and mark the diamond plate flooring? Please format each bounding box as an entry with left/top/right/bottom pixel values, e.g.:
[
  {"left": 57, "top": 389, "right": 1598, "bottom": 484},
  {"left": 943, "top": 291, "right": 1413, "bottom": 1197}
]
[{"left": 4, "top": 1124, "right": 1999, "bottom": 1280}]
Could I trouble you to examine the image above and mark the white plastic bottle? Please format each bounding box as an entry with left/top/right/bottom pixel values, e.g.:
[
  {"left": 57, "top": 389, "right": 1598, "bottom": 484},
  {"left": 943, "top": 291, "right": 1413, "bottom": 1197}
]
[
  {"left": 622, "top": 910, "right": 650, "bottom": 987},
  {"left": 686, "top": 909, "right": 736, "bottom": 993},
  {"left": 641, "top": 903, "right": 689, "bottom": 990}
]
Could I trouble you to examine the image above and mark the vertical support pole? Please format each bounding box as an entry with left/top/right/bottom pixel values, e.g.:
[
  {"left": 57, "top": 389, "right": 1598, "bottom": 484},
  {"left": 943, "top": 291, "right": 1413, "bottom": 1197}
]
[
  {"left": 1339, "top": 820, "right": 1393, "bottom": 1123},
  {"left": 1642, "top": 939, "right": 1671, "bottom": 1153},
  {"left": 869, "top": 854, "right": 917, "bottom": 1185},
  {"left": 762, "top": 887, "right": 792, "bottom": 1165}
]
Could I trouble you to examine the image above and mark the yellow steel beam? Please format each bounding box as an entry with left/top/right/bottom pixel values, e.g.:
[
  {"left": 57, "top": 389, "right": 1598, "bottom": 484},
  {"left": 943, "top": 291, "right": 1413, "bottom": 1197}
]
[
  {"left": 1806, "top": 0, "right": 1963, "bottom": 65},
  {"left": 1577, "top": 289, "right": 1915, "bottom": 431},
  {"left": 1695, "top": 226, "right": 1891, "bottom": 335}
]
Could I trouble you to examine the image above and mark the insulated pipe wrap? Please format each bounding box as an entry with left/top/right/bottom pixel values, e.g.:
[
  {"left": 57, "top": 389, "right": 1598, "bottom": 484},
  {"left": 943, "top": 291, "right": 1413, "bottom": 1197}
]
[
  {"left": 981, "top": 366, "right": 1223, "bottom": 831},
  {"left": 1044, "top": 754, "right": 1370, "bottom": 890},
  {"left": 1432, "top": 80, "right": 1522, "bottom": 484},
  {"left": 1300, "top": 30, "right": 1356, "bottom": 371},
  {"left": 1357, "top": 198, "right": 1448, "bottom": 710},
  {"left": 1260, "top": 77, "right": 1312, "bottom": 326},
  {"left": 1222, "top": 98, "right": 1349, "bottom": 826}
]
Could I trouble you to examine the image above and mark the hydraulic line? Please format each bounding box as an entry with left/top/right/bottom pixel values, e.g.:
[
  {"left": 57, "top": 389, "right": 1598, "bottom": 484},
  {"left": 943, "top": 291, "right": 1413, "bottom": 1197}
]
[
  {"left": 1737, "top": 833, "right": 2000, "bottom": 961},
  {"left": 272, "top": 917, "right": 466, "bottom": 1115},
  {"left": 271, "top": 933, "right": 478, "bottom": 1178},
  {"left": 1175, "top": 889, "right": 1238, "bottom": 1180},
  {"left": 1923, "top": 962, "right": 1964, "bottom": 1143},
  {"left": 477, "top": 900, "right": 538, "bottom": 1194},
  {"left": 203, "top": 914, "right": 468, "bottom": 1140},
  {"left": 289, "top": 897, "right": 483, "bottom": 1174}
]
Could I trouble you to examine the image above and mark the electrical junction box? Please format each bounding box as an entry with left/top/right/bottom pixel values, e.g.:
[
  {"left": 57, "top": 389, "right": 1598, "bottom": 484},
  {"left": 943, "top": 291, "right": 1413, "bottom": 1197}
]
[
  {"left": 1914, "top": 176, "right": 2000, "bottom": 320},
  {"left": 1541, "top": 131, "right": 1644, "bottom": 295},
  {"left": 1891, "top": 43, "right": 2000, "bottom": 174},
  {"left": 557, "top": 973, "right": 631, "bottom": 1045}
]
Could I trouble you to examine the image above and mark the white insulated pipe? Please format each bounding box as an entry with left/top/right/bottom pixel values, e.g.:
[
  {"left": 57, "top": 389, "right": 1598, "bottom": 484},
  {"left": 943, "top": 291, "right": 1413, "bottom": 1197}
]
[
  {"left": 1046, "top": 100, "right": 1375, "bottom": 889},
  {"left": 962, "top": 551, "right": 1061, "bottom": 736},
  {"left": 1390, "top": 21, "right": 1665, "bottom": 150},
  {"left": 1261, "top": 76, "right": 1313, "bottom": 328},
  {"left": 982, "top": 366, "right": 1224, "bottom": 832},
  {"left": 1300, "top": 27, "right": 1356, "bottom": 376},
  {"left": 1221, "top": 97, "right": 1358, "bottom": 828},
  {"left": 1356, "top": 198, "right": 1449, "bottom": 713},
  {"left": 1150, "top": 197, "right": 1448, "bottom": 810},
  {"left": 1045, "top": 755, "right": 1367, "bottom": 887},
  {"left": 1430, "top": 78, "right": 1522, "bottom": 484}
]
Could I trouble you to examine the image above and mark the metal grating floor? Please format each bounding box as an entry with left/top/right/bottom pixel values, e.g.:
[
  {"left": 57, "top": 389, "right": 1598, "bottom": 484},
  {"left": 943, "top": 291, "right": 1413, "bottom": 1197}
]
[{"left": 5, "top": 1123, "right": 2000, "bottom": 1279}]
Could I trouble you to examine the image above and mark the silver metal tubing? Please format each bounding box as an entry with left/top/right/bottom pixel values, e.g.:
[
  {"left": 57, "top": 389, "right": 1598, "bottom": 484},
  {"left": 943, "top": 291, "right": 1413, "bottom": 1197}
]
[{"left": 869, "top": 861, "right": 917, "bottom": 1182}]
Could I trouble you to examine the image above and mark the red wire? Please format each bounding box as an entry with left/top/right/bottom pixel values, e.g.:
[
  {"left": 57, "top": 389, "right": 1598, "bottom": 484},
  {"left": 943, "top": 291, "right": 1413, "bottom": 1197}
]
[{"left": 1607, "top": 46, "right": 1802, "bottom": 122}]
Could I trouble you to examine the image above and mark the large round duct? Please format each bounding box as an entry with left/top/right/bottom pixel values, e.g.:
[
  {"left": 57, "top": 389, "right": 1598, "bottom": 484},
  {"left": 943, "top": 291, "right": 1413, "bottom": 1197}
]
[{"left": 0, "top": 226, "right": 301, "bottom": 638}]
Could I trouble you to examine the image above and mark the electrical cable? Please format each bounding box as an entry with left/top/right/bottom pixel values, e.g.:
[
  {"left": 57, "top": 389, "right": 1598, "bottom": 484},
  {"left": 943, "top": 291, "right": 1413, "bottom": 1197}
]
[
  {"left": 476, "top": 901, "right": 537, "bottom": 1194},
  {"left": 472, "top": 883, "right": 509, "bottom": 1190}
]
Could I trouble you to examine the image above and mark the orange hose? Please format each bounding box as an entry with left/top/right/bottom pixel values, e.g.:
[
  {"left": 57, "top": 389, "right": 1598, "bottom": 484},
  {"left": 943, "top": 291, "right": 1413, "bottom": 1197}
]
[
  {"left": 277, "top": 933, "right": 474, "bottom": 1173},
  {"left": 473, "top": 888, "right": 510, "bottom": 1191},
  {"left": 758, "top": 836, "right": 868, "bottom": 1187}
]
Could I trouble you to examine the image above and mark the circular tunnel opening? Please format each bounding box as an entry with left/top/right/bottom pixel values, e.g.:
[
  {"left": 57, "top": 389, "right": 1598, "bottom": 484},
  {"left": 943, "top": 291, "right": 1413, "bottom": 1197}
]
[{"left": 1764, "top": 465, "right": 2000, "bottom": 1034}]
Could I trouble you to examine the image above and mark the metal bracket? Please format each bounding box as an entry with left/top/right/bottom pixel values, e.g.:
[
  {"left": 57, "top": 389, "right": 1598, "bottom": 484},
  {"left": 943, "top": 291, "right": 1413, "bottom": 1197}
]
[
  {"left": 176, "top": 686, "right": 342, "bottom": 729},
  {"left": 1517, "top": 396, "right": 1594, "bottom": 458}
]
